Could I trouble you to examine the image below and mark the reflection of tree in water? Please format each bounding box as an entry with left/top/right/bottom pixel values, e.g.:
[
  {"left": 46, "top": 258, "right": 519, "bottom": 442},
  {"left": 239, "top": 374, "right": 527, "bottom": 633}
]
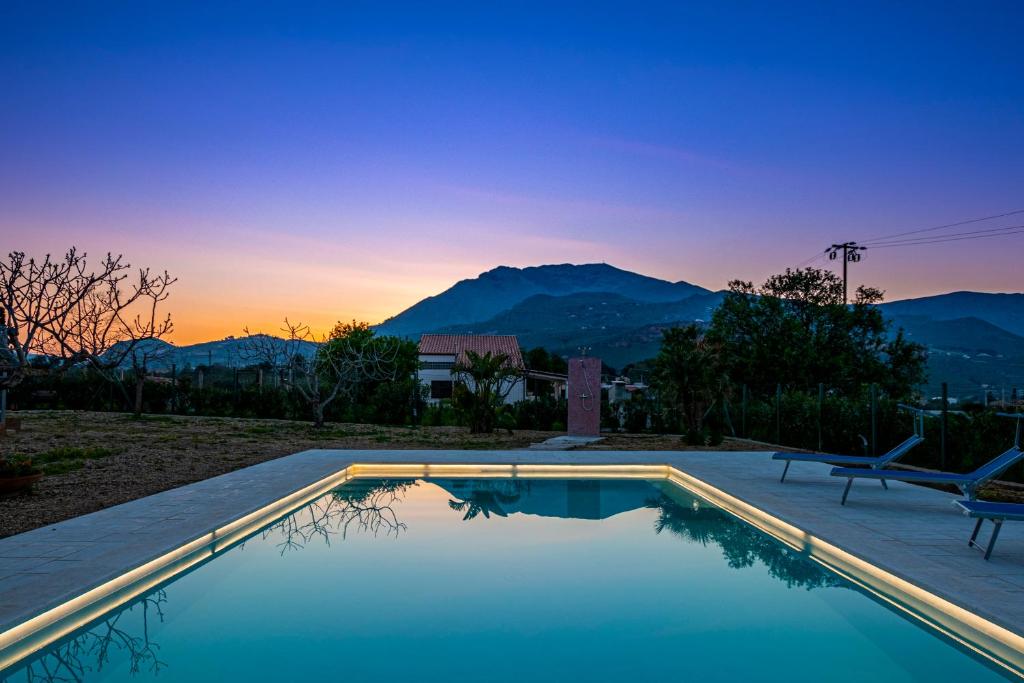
[
  {"left": 7, "top": 481, "right": 414, "bottom": 682},
  {"left": 648, "top": 494, "right": 844, "bottom": 590},
  {"left": 446, "top": 480, "right": 524, "bottom": 520},
  {"left": 261, "top": 479, "right": 412, "bottom": 554},
  {"left": 14, "top": 591, "right": 167, "bottom": 683}
]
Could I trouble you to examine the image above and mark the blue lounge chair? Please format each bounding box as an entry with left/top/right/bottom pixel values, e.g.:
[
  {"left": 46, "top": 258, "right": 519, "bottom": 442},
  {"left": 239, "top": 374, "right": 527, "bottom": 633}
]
[
  {"left": 957, "top": 500, "right": 1024, "bottom": 560},
  {"left": 773, "top": 404, "right": 925, "bottom": 483},
  {"left": 832, "top": 413, "right": 1024, "bottom": 505}
]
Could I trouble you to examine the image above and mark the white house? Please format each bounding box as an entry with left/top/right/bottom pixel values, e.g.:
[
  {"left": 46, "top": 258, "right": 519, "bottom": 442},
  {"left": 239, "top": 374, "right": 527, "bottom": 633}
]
[{"left": 418, "top": 334, "right": 527, "bottom": 405}]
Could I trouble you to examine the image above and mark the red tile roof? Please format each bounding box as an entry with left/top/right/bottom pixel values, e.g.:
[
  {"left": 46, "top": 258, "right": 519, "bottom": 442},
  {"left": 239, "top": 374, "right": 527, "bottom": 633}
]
[{"left": 418, "top": 334, "right": 524, "bottom": 369}]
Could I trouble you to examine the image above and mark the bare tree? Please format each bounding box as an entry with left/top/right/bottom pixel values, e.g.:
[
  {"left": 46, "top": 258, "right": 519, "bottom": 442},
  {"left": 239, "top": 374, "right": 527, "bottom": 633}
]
[
  {"left": 261, "top": 481, "right": 410, "bottom": 554},
  {"left": 20, "top": 590, "right": 167, "bottom": 682},
  {"left": 123, "top": 340, "right": 175, "bottom": 417},
  {"left": 47, "top": 263, "right": 176, "bottom": 373},
  {"left": 0, "top": 249, "right": 176, "bottom": 405},
  {"left": 240, "top": 319, "right": 409, "bottom": 428},
  {"left": 0, "top": 249, "right": 121, "bottom": 388}
]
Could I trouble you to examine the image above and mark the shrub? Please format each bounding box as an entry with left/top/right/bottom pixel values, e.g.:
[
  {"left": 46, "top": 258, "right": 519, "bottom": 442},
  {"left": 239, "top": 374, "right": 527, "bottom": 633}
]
[{"left": 0, "top": 455, "right": 40, "bottom": 477}]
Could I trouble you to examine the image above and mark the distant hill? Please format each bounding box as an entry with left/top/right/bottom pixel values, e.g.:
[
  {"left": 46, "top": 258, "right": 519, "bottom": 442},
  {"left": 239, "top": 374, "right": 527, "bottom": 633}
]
[
  {"left": 375, "top": 263, "right": 710, "bottom": 338},
  {"left": 888, "top": 315, "right": 1024, "bottom": 356},
  {"left": 436, "top": 290, "right": 725, "bottom": 369},
  {"left": 123, "top": 265, "right": 1023, "bottom": 396},
  {"left": 881, "top": 292, "right": 1024, "bottom": 337},
  {"left": 117, "top": 335, "right": 316, "bottom": 370}
]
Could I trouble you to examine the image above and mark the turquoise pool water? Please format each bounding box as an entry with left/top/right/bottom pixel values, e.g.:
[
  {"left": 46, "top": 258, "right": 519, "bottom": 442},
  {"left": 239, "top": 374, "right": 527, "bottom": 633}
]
[{"left": 0, "top": 478, "right": 1015, "bottom": 682}]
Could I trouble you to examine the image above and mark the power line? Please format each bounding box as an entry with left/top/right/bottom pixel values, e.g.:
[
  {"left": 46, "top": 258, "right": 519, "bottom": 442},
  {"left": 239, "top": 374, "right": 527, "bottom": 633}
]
[
  {"left": 857, "top": 208, "right": 1024, "bottom": 243},
  {"left": 863, "top": 222, "right": 1024, "bottom": 247},
  {"left": 792, "top": 250, "right": 829, "bottom": 269},
  {"left": 789, "top": 209, "right": 1023, "bottom": 285},
  {"left": 866, "top": 226, "right": 1024, "bottom": 249}
]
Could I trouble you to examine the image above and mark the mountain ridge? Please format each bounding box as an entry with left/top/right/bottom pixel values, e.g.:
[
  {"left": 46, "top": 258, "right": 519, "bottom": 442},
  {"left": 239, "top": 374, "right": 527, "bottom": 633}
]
[
  {"left": 375, "top": 263, "right": 711, "bottom": 337},
  {"left": 140, "top": 264, "right": 1024, "bottom": 393},
  {"left": 880, "top": 291, "right": 1024, "bottom": 337}
]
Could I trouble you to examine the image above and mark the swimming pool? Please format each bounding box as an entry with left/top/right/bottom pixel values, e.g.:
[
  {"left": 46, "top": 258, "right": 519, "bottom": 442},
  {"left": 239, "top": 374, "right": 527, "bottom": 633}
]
[{"left": 0, "top": 475, "right": 1018, "bottom": 682}]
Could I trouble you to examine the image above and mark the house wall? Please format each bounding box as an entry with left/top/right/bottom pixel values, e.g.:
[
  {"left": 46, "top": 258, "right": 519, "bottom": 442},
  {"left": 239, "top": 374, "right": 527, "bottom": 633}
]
[{"left": 418, "top": 353, "right": 526, "bottom": 405}]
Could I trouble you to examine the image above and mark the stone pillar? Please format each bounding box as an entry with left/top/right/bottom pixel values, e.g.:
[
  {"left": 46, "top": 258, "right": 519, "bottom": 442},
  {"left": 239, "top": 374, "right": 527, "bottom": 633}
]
[{"left": 567, "top": 356, "right": 601, "bottom": 436}]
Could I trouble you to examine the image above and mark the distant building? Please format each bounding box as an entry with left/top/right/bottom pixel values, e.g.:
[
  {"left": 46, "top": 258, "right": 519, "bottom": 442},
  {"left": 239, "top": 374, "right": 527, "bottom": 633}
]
[
  {"left": 418, "top": 334, "right": 527, "bottom": 404},
  {"left": 607, "top": 376, "right": 648, "bottom": 405}
]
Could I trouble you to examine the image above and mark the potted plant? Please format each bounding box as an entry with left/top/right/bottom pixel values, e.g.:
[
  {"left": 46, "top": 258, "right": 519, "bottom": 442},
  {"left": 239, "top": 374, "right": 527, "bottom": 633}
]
[{"left": 0, "top": 454, "right": 42, "bottom": 493}]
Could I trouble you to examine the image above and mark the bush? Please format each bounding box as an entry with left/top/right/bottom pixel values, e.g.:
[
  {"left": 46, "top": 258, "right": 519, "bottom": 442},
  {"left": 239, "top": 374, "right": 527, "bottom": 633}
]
[
  {"left": 0, "top": 455, "right": 40, "bottom": 477},
  {"left": 421, "top": 403, "right": 458, "bottom": 427},
  {"left": 511, "top": 395, "right": 567, "bottom": 431}
]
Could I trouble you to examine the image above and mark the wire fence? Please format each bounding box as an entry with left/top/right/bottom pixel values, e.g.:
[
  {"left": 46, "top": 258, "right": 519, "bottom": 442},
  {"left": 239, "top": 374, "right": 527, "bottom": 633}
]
[{"left": 720, "top": 381, "right": 1023, "bottom": 481}]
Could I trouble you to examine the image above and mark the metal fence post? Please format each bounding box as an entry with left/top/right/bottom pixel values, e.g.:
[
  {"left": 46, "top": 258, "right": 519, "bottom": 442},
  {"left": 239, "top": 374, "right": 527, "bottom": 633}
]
[
  {"left": 817, "top": 383, "right": 824, "bottom": 452},
  {"left": 870, "top": 383, "right": 877, "bottom": 457},
  {"left": 741, "top": 384, "right": 748, "bottom": 438},
  {"left": 775, "top": 383, "right": 781, "bottom": 445},
  {"left": 941, "top": 381, "right": 948, "bottom": 469}
]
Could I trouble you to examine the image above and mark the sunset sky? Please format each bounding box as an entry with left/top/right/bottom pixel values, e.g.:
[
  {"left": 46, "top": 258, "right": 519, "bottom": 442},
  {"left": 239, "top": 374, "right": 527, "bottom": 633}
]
[{"left": 3, "top": 2, "right": 1023, "bottom": 344}]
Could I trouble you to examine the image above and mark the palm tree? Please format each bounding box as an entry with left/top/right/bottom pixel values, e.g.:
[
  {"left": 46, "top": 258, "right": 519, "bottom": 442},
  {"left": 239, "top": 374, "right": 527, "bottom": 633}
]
[
  {"left": 451, "top": 350, "right": 522, "bottom": 433},
  {"left": 448, "top": 485, "right": 522, "bottom": 520}
]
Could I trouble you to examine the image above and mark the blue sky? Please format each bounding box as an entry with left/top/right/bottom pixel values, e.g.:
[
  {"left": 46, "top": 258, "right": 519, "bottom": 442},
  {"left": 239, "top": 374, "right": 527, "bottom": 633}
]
[{"left": 2, "top": 2, "right": 1022, "bottom": 340}]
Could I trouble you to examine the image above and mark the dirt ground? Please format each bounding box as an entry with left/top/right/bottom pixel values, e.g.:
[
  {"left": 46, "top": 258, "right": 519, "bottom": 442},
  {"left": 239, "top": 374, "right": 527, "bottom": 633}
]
[{"left": 0, "top": 411, "right": 773, "bottom": 537}]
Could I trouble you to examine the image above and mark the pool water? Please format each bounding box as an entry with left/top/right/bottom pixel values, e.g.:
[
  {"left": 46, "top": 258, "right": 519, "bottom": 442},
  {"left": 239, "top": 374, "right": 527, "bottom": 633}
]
[{"left": 1, "top": 478, "right": 1015, "bottom": 682}]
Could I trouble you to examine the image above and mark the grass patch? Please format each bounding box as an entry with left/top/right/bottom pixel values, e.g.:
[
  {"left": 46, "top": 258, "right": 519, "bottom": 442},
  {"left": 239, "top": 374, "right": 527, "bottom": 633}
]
[
  {"left": 34, "top": 446, "right": 116, "bottom": 463},
  {"left": 33, "top": 446, "right": 117, "bottom": 476},
  {"left": 242, "top": 425, "right": 276, "bottom": 435},
  {"left": 41, "top": 460, "right": 85, "bottom": 475},
  {"left": 120, "top": 414, "right": 179, "bottom": 424}
]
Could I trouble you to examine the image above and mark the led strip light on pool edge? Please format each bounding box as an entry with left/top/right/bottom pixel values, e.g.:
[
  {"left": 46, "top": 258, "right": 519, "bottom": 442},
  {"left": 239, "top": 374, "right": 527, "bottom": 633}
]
[{"left": 0, "top": 462, "right": 1021, "bottom": 678}]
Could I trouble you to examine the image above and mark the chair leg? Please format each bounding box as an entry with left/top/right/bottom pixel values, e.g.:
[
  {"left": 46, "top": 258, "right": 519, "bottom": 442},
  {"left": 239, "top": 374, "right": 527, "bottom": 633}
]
[
  {"left": 880, "top": 478, "right": 888, "bottom": 490},
  {"left": 780, "top": 460, "right": 791, "bottom": 483},
  {"left": 968, "top": 518, "right": 984, "bottom": 548},
  {"left": 841, "top": 478, "right": 854, "bottom": 505},
  {"left": 984, "top": 521, "right": 1003, "bottom": 561}
]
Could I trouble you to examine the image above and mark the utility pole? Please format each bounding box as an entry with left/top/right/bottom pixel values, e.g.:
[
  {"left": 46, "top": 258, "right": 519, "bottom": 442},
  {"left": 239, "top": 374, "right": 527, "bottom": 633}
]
[{"left": 827, "top": 242, "right": 867, "bottom": 304}]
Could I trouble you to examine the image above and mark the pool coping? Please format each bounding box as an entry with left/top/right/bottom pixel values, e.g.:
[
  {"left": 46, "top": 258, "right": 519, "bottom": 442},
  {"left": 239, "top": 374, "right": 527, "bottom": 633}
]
[{"left": 1, "top": 449, "right": 1023, "bottom": 675}]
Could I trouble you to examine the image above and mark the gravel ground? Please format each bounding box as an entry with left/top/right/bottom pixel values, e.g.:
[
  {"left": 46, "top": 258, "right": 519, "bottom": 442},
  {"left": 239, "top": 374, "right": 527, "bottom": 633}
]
[{"left": 0, "top": 411, "right": 775, "bottom": 537}]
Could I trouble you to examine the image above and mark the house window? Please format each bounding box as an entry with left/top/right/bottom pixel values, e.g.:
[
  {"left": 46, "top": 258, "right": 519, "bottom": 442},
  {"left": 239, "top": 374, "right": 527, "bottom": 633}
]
[
  {"left": 422, "top": 361, "right": 455, "bottom": 370},
  {"left": 430, "top": 380, "right": 454, "bottom": 399}
]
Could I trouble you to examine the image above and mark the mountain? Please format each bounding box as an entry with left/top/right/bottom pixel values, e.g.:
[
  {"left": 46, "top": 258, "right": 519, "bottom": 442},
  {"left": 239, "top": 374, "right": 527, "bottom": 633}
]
[
  {"left": 375, "top": 263, "right": 710, "bottom": 338},
  {"left": 884, "top": 315, "right": 1024, "bottom": 396},
  {"left": 888, "top": 315, "right": 1024, "bottom": 356},
  {"left": 115, "top": 335, "right": 316, "bottom": 370},
  {"left": 881, "top": 292, "right": 1024, "bottom": 337},
  {"left": 436, "top": 290, "right": 725, "bottom": 369},
  {"left": 373, "top": 263, "right": 1024, "bottom": 384},
  {"left": 121, "top": 264, "right": 1023, "bottom": 395}
]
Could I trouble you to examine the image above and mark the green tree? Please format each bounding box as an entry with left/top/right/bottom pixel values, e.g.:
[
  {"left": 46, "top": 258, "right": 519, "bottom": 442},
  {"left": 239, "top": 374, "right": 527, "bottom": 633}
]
[
  {"left": 708, "top": 268, "right": 926, "bottom": 397},
  {"left": 242, "top": 319, "right": 416, "bottom": 428},
  {"left": 652, "top": 324, "right": 726, "bottom": 437},
  {"left": 523, "top": 347, "right": 568, "bottom": 373},
  {"left": 451, "top": 350, "right": 522, "bottom": 433}
]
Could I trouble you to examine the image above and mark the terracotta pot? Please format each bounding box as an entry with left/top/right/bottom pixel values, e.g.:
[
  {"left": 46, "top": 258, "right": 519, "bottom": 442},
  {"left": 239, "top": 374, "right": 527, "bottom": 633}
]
[{"left": 0, "top": 473, "right": 42, "bottom": 494}]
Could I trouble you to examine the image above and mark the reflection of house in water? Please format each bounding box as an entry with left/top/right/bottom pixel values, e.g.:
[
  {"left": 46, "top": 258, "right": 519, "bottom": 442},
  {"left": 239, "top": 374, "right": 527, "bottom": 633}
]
[{"left": 436, "top": 479, "right": 659, "bottom": 520}]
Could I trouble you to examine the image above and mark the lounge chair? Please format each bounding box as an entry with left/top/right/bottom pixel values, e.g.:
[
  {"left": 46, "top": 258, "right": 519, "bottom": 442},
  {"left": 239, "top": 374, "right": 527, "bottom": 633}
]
[
  {"left": 956, "top": 500, "right": 1024, "bottom": 560},
  {"left": 831, "top": 414, "right": 1024, "bottom": 505},
  {"left": 773, "top": 404, "right": 925, "bottom": 483}
]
